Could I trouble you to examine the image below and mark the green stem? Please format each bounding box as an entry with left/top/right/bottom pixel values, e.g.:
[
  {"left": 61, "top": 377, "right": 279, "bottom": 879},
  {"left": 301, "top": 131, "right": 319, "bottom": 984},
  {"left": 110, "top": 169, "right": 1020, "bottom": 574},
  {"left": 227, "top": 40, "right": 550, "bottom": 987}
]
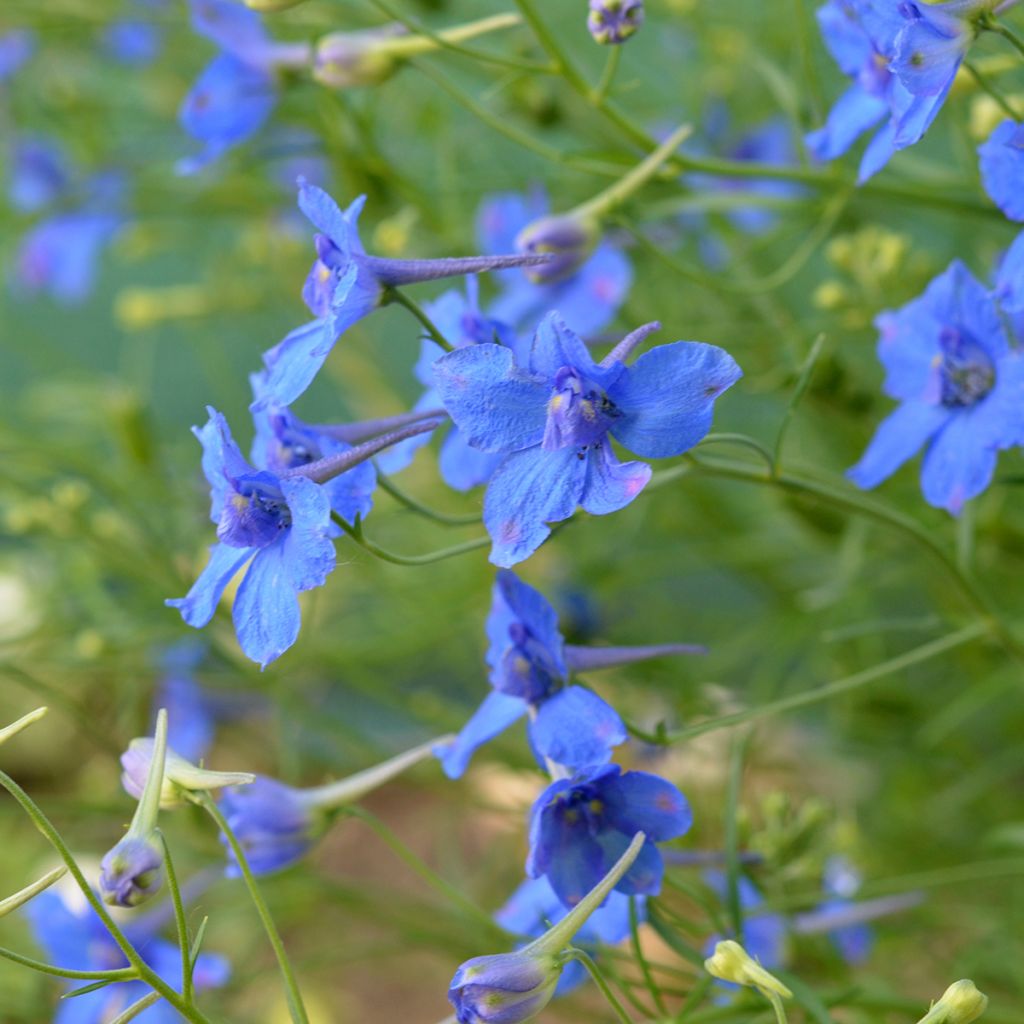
[
  {"left": 108, "top": 991, "right": 163, "bottom": 1024},
  {"left": 964, "top": 59, "right": 1023, "bottom": 119},
  {"left": 375, "top": 472, "right": 482, "bottom": 526},
  {"left": 333, "top": 512, "right": 490, "bottom": 566},
  {"left": 593, "top": 44, "right": 621, "bottom": 104},
  {"left": 696, "top": 433, "right": 775, "bottom": 470},
  {"left": 129, "top": 708, "right": 167, "bottom": 839},
  {"left": 565, "top": 948, "right": 636, "bottom": 1024},
  {"left": 385, "top": 287, "right": 454, "bottom": 352},
  {"left": 773, "top": 334, "right": 827, "bottom": 475},
  {"left": 0, "top": 865, "right": 66, "bottom": 918},
  {"left": 765, "top": 989, "right": 790, "bottom": 1024},
  {"left": 196, "top": 793, "right": 310, "bottom": 1024},
  {"left": 0, "top": 706, "right": 47, "bottom": 746},
  {"left": 512, "top": 0, "right": 591, "bottom": 95},
  {"left": 0, "top": 946, "right": 136, "bottom": 982},
  {"left": 157, "top": 832, "right": 192, "bottom": 1006},
  {"left": 666, "top": 622, "right": 989, "bottom": 743},
  {"left": 723, "top": 735, "right": 748, "bottom": 943},
  {"left": 987, "top": 18, "right": 1024, "bottom": 60},
  {"left": 0, "top": 770, "right": 212, "bottom": 1024},
  {"left": 629, "top": 896, "right": 666, "bottom": 1015}
]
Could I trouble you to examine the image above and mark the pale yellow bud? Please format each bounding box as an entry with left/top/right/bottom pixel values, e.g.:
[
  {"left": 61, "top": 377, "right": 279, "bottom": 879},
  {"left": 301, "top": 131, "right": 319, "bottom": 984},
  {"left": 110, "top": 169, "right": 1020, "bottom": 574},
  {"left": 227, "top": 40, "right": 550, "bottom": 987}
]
[
  {"left": 704, "top": 940, "right": 792, "bottom": 998},
  {"left": 925, "top": 980, "right": 988, "bottom": 1024}
]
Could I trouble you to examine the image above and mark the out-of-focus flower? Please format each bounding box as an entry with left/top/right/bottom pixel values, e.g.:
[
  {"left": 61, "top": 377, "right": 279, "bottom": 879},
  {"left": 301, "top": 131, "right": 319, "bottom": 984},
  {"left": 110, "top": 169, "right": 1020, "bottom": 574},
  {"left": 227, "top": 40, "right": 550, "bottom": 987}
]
[
  {"left": 103, "top": 20, "right": 163, "bottom": 65},
  {"left": 587, "top": 0, "right": 645, "bottom": 44},
  {"left": 979, "top": 119, "right": 1024, "bottom": 221},
  {"left": 8, "top": 137, "right": 69, "bottom": 213},
  {"left": 0, "top": 30, "right": 34, "bottom": 82}
]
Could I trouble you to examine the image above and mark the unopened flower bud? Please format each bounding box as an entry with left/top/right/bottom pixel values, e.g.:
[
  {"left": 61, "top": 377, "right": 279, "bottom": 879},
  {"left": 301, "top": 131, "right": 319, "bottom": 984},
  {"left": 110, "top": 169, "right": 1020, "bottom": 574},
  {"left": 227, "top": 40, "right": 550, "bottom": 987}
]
[
  {"left": 312, "top": 25, "right": 406, "bottom": 88},
  {"left": 704, "top": 939, "right": 792, "bottom": 999},
  {"left": 449, "top": 951, "right": 561, "bottom": 1024},
  {"left": 587, "top": 0, "right": 644, "bottom": 45},
  {"left": 919, "top": 980, "right": 988, "bottom": 1024},
  {"left": 514, "top": 214, "right": 598, "bottom": 284},
  {"left": 121, "top": 738, "right": 255, "bottom": 809},
  {"left": 100, "top": 835, "right": 164, "bottom": 907}
]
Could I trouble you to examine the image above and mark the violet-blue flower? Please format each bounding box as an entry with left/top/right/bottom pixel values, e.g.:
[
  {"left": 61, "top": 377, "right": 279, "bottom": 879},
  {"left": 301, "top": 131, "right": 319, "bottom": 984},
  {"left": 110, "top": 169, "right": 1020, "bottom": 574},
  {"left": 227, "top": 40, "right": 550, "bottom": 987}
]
[
  {"left": 848, "top": 260, "right": 1024, "bottom": 513},
  {"left": 155, "top": 640, "right": 216, "bottom": 763},
  {"left": 24, "top": 887, "right": 229, "bottom": 1024},
  {"left": 253, "top": 182, "right": 552, "bottom": 411},
  {"left": 104, "top": 20, "right": 163, "bottom": 65},
  {"left": 8, "top": 136, "right": 69, "bottom": 213},
  {"left": 527, "top": 764, "right": 692, "bottom": 907},
  {"left": 434, "top": 313, "right": 741, "bottom": 566},
  {"left": 0, "top": 29, "right": 34, "bottom": 82},
  {"left": 476, "top": 189, "right": 632, "bottom": 338},
  {"left": 438, "top": 570, "right": 704, "bottom": 778},
  {"left": 979, "top": 119, "right": 1024, "bottom": 221}
]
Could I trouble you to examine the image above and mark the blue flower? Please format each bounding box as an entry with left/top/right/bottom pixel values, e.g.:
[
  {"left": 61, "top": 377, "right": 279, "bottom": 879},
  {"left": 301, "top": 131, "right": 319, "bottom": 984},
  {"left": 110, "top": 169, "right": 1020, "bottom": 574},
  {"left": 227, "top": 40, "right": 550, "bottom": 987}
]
[
  {"left": 438, "top": 570, "right": 704, "bottom": 778},
  {"left": 449, "top": 950, "right": 561, "bottom": 1024},
  {"left": 154, "top": 641, "right": 216, "bottom": 763},
  {"left": 476, "top": 190, "right": 632, "bottom": 338},
  {"left": 496, "top": 877, "right": 639, "bottom": 995},
  {"left": 24, "top": 887, "right": 229, "bottom": 1024},
  {"left": 527, "top": 764, "right": 692, "bottom": 907},
  {"left": 166, "top": 407, "right": 336, "bottom": 667},
  {"left": 848, "top": 260, "right": 1024, "bottom": 513},
  {"left": 104, "top": 21, "right": 163, "bottom": 65},
  {"left": 177, "top": 0, "right": 311, "bottom": 174},
  {"left": 100, "top": 836, "right": 165, "bottom": 908},
  {"left": 254, "top": 183, "right": 554, "bottom": 411},
  {"left": 0, "top": 29, "right": 34, "bottom": 81},
  {"left": 219, "top": 775, "right": 318, "bottom": 876},
  {"left": 588, "top": 0, "right": 645, "bottom": 45},
  {"left": 979, "top": 119, "right": 1024, "bottom": 221},
  {"left": 8, "top": 136, "right": 69, "bottom": 213},
  {"left": 806, "top": 0, "right": 972, "bottom": 182},
  {"left": 434, "top": 313, "right": 741, "bottom": 565}
]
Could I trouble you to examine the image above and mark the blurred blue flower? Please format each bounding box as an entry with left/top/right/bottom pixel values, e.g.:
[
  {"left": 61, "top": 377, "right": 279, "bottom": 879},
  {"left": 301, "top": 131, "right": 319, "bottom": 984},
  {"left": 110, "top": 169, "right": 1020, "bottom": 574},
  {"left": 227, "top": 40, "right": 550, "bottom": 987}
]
[
  {"left": 979, "top": 119, "right": 1024, "bottom": 221},
  {"left": 438, "top": 570, "right": 704, "bottom": 778},
  {"left": 434, "top": 312, "right": 741, "bottom": 565},
  {"left": 24, "top": 887, "right": 229, "bottom": 1023},
  {"left": 588, "top": 0, "right": 645, "bottom": 45},
  {"left": 806, "top": 0, "right": 973, "bottom": 182},
  {"left": 178, "top": 0, "right": 312, "bottom": 174},
  {"left": 496, "top": 877, "right": 639, "bottom": 995},
  {"left": 104, "top": 20, "right": 163, "bottom": 65},
  {"left": 476, "top": 189, "right": 632, "bottom": 338},
  {"left": 167, "top": 407, "right": 336, "bottom": 667},
  {"left": 155, "top": 640, "right": 216, "bottom": 763},
  {"left": 254, "top": 183, "right": 554, "bottom": 411},
  {"left": 8, "top": 136, "right": 69, "bottom": 213},
  {"left": 527, "top": 764, "right": 692, "bottom": 907},
  {"left": 848, "top": 260, "right": 1024, "bottom": 513},
  {"left": 0, "top": 29, "right": 34, "bottom": 81}
]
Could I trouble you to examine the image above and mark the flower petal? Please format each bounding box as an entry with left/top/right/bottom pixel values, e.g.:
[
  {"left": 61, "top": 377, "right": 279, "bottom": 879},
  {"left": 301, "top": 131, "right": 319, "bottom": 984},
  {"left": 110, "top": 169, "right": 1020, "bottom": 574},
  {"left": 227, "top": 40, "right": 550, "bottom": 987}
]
[
  {"left": 806, "top": 84, "right": 888, "bottom": 162},
  {"left": 232, "top": 544, "right": 301, "bottom": 667},
  {"left": 254, "top": 314, "right": 342, "bottom": 412},
  {"left": 529, "top": 686, "right": 626, "bottom": 771},
  {"left": 435, "top": 690, "right": 527, "bottom": 779},
  {"left": 847, "top": 400, "right": 948, "bottom": 491},
  {"left": 278, "top": 476, "right": 336, "bottom": 591},
  {"left": 601, "top": 769, "right": 694, "bottom": 842},
  {"left": 166, "top": 542, "right": 253, "bottom": 629},
  {"left": 580, "top": 440, "right": 651, "bottom": 515}
]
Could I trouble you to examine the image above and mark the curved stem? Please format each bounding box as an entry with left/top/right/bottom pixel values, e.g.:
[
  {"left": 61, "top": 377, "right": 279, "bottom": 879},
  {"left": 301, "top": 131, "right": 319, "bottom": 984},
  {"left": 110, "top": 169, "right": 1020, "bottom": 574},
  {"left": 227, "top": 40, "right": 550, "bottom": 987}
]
[
  {"left": 987, "top": 19, "right": 1024, "bottom": 59},
  {"left": 765, "top": 989, "right": 790, "bottom": 1024},
  {"left": 385, "top": 287, "right": 454, "bottom": 352},
  {"left": 196, "top": 793, "right": 310, "bottom": 1024},
  {"left": 157, "top": 832, "right": 192, "bottom": 1006},
  {"left": 0, "top": 946, "right": 136, "bottom": 982},
  {"left": 964, "top": 59, "right": 1023, "bottom": 119},
  {"left": 333, "top": 512, "right": 490, "bottom": 565},
  {"left": 565, "top": 948, "right": 636, "bottom": 1024},
  {"left": 594, "top": 45, "right": 621, "bottom": 104},
  {"left": 375, "top": 471, "right": 482, "bottom": 527},
  {"left": 629, "top": 896, "right": 666, "bottom": 1016}
]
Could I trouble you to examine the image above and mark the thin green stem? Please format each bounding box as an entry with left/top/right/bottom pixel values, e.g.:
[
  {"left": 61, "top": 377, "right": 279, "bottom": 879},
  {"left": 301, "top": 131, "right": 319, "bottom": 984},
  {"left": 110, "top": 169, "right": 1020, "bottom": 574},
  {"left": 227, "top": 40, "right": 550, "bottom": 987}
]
[
  {"left": 375, "top": 472, "right": 481, "bottom": 526},
  {"left": 773, "top": 334, "right": 826, "bottom": 475},
  {"left": 566, "top": 948, "right": 636, "bottom": 1024},
  {"left": 629, "top": 896, "right": 666, "bottom": 1016},
  {"left": 385, "top": 287, "right": 453, "bottom": 352},
  {"left": 964, "top": 59, "right": 1023, "bottom": 119},
  {"left": 108, "top": 991, "right": 163, "bottom": 1024},
  {"left": 157, "top": 832, "right": 192, "bottom": 1006},
  {"left": 723, "top": 735, "right": 748, "bottom": 943},
  {"left": 512, "top": 0, "right": 591, "bottom": 95},
  {"left": 196, "top": 792, "right": 310, "bottom": 1024},
  {"left": 696, "top": 433, "right": 775, "bottom": 470},
  {"left": 0, "top": 771, "right": 212, "bottom": 1024},
  {"left": 593, "top": 45, "right": 621, "bottom": 104},
  {"left": 333, "top": 512, "right": 490, "bottom": 565},
  {"left": 987, "top": 18, "right": 1024, "bottom": 59},
  {"left": 766, "top": 990, "right": 791, "bottom": 1024},
  {"left": 0, "top": 946, "right": 136, "bottom": 982},
  {"left": 667, "top": 622, "right": 989, "bottom": 743}
]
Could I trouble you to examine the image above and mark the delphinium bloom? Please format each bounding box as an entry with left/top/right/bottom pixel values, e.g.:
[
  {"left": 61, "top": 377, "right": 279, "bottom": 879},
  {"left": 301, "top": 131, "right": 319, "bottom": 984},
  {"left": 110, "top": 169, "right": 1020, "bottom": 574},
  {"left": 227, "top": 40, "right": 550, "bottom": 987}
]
[
  {"left": 476, "top": 189, "right": 632, "bottom": 338},
  {"left": 807, "top": 0, "right": 991, "bottom": 182},
  {"left": 154, "top": 641, "right": 217, "bottom": 762},
  {"left": 848, "top": 260, "right": 1024, "bottom": 512},
  {"left": 528, "top": 764, "right": 692, "bottom": 907},
  {"left": 437, "top": 570, "right": 704, "bottom": 778},
  {"left": 0, "top": 29, "right": 34, "bottom": 82},
  {"left": 496, "top": 877, "right": 639, "bottom": 994},
  {"left": 178, "top": 0, "right": 312, "bottom": 174},
  {"left": 167, "top": 407, "right": 437, "bottom": 666},
  {"left": 979, "top": 120, "right": 1024, "bottom": 221},
  {"left": 587, "top": 0, "right": 645, "bottom": 44},
  {"left": 8, "top": 136, "right": 68, "bottom": 213},
  {"left": 24, "top": 887, "right": 229, "bottom": 1024},
  {"left": 253, "top": 182, "right": 554, "bottom": 410},
  {"left": 434, "top": 313, "right": 742, "bottom": 566}
]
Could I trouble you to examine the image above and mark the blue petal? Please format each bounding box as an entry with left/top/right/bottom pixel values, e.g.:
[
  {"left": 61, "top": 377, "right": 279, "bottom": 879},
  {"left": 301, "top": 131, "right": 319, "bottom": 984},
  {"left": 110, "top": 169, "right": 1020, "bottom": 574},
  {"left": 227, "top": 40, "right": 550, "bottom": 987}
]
[
  {"left": 527, "top": 312, "right": 610, "bottom": 383},
  {"left": 489, "top": 570, "right": 566, "bottom": 673},
  {"left": 847, "top": 401, "right": 948, "bottom": 490},
  {"left": 439, "top": 425, "right": 503, "bottom": 491},
  {"left": 594, "top": 829, "right": 665, "bottom": 897},
  {"left": 601, "top": 769, "right": 694, "bottom": 842},
  {"left": 167, "top": 542, "right": 253, "bottom": 628},
  {"left": 806, "top": 84, "right": 888, "bottom": 162},
  {"left": 891, "top": 15, "right": 968, "bottom": 97},
  {"left": 194, "top": 406, "right": 255, "bottom": 523},
  {"left": 580, "top": 440, "right": 651, "bottom": 515},
  {"left": 298, "top": 185, "right": 366, "bottom": 254},
  {"left": 920, "top": 414, "right": 998, "bottom": 514},
  {"left": 857, "top": 118, "right": 898, "bottom": 182},
  {"left": 890, "top": 77, "right": 951, "bottom": 150},
  {"left": 529, "top": 686, "right": 626, "bottom": 770},
  {"left": 15, "top": 213, "right": 120, "bottom": 304},
  {"left": 435, "top": 690, "right": 527, "bottom": 778},
  {"left": 979, "top": 120, "right": 1024, "bottom": 222},
  {"left": 995, "top": 231, "right": 1024, "bottom": 313},
  {"left": 484, "top": 446, "right": 587, "bottom": 567},
  {"left": 278, "top": 476, "right": 336, "bottom": 590},
  {"left": 254, "top": 314, "right": 341, "bottom": 412},
  {"left": 608, "top": 341, "right": 742, "bottom": 458},
  {"left": 433, "top": 344, "right": 548, "bottom": 454},
  {"left": 189, "top": 0, "right": 266, "bottom": 56},
  {"left": 530, "top": 802, "right": 604, "bottom": 907},
  {"left": 476, "top": 190, "right": 548, "bottom": 288},
  {"left": 179, "top": 53, "right": 275, "bottom": 151},
  {"left": 817, "top": 0, "right": 875, "bottom": 77},
  {"left": 232, "top": 543, "right": 301, "bottom": 667}
]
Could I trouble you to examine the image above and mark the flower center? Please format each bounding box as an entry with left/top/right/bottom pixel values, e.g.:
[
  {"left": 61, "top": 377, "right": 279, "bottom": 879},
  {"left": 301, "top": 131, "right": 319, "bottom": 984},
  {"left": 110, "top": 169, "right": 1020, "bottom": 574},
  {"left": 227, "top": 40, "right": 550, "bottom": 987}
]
[
  {"left": 496, "top": 622, "right": 563, "bottom": 703},
  {"left": 541, "top": 366, "right": 619, "bottom": 451},
  {"left": 939, "top": 328, "right": 994, "bottom": 408},
  {"left": 218, "top": 475, "right": 291, "bottom": 549}
]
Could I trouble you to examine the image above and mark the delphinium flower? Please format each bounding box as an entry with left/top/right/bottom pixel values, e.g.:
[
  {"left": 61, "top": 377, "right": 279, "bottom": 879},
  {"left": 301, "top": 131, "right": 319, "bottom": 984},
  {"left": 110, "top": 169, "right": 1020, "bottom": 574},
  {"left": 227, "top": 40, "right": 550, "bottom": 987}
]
[
  {"left": 434, "top": 312, "right": 742, "bottom": 566},
  {"left": 0, "top": 29, "right": 34, "bottom": 82},
  {"left": 217, "top": 736, "right": 447, "bottom": 874},
  {"left": 847, "top": 259, "right": 1024, "bottom": 513},
  {"left": 177, "top": 0, "right": 313, "bottom": 174},
  {"left": 8, "top": 136, "right": 68, "bottom": 213},
  {"left": 253, "top": 182, "right": 554, "bottom": 410},
  {"left": 587, "top": 0, "right": 645, "bottom": 45},
  {"left": 24, "top": 885, "right": 230, "bottom": 1024},
  {"left": 450, "top": 833, "right": 647, "bottom": 1024},
  {"left": 436, "top": 569, "right": 705, "bottom": 778},
  {"left": 103, "top": 20, "right": 164, "bottom": 66},
  {"left": 496, "top": 876, "right": 640, "bottom": 994},
  {"left": 807, "top": 0, "right": 998, "bottom": 182},
  {"left": 476, "top": 188, "right": 632, "bottom": 338},
  {"left": 167, "top": 406, "right": 439, "bottom": 666},
  {"left": 154, "top": 640, "right": 217, "bottom": 762},
  {"left": 979, "top": 120, "right": 1024, "bottom": 220},
  {"left": 527, "top": 764, "right": 692, "bottom": 907}
]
